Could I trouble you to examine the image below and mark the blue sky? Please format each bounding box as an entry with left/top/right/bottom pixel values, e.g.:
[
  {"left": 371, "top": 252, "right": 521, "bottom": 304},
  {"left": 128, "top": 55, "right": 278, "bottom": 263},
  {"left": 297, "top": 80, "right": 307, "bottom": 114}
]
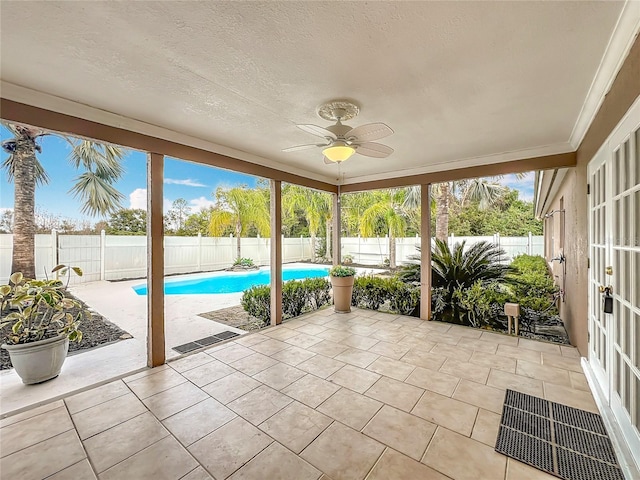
[
  {"left": 1, "top": 125, "right": 534, "bottom": 222},
  {"left": 0, "top": 126, "right": 259, "bottom": 222}
]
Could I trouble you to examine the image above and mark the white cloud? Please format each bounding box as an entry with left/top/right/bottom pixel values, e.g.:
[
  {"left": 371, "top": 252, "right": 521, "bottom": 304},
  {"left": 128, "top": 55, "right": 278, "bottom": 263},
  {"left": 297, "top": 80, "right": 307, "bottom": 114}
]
[
  {"left": 129, "top": 188, "right": 147, "bottom": 210},
  {"left": 189, "top": 196, "right": 215, "bottom": 212},
  {"left": 129, "top": 188, "right": 172, "bottom": 212},
  {"left": 164, "top": 178, "right": 207, "bottom": 187}
]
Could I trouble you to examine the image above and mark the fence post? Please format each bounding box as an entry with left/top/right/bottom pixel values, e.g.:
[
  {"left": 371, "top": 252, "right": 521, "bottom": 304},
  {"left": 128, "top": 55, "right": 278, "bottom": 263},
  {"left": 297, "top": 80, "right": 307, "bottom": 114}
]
[
  {"left": 51, "top": 229, "right": 58, "bottom": 279},
  {"left": 100, "top": 229, "right": 106, "bottom": 280},
  {"left": 528, "top": 231, "right": 533, "bottom": 255},
  {"left": 197, "top": 232, "right": 202, "bottom": 271},
  {"left": 300, "top": 235, "right": 304, "bottom": 261},
  {"left": 449, "top": 232, "right": 454, "bottom": 249}
]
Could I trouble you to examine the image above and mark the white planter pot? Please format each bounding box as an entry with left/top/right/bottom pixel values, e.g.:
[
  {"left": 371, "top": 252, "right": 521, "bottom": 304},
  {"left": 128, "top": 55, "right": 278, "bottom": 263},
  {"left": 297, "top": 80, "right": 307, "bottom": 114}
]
[{"left": 2, "top": 334, "right": 69, "bottom": 385}]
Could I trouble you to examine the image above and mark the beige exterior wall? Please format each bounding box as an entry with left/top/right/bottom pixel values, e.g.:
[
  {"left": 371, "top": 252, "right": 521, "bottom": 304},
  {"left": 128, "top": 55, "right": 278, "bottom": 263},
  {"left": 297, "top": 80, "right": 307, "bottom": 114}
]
[
  {"left": 543, "top": 168, "right": 589, "bottom": 355},
  {"left": 542, "top": 34, "right": 639, "bottom": 356}
]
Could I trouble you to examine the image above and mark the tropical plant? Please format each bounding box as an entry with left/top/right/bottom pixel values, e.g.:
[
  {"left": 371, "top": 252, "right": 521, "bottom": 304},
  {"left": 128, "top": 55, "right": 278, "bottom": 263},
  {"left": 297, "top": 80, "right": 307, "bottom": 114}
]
[
  {"left": 329, "top": 265, "right": 356, "bottom": 277},
  {"left": 208, "top": 186, "right": 270, "bottom": 259},
  {"left": 1, "top": 123, "right": 127, "bottom": 278},
  {"left": 233, "top": 257, "right": 255, "bottom": 268},
  {"left": 359, "top": 189, "right": 407, "bottom": 269},
  {"left": 0, "top": 267, "right": 85, "bottom": 345},
  {"left": 283, "top": 184, "right": 331, "bottom": 262}
]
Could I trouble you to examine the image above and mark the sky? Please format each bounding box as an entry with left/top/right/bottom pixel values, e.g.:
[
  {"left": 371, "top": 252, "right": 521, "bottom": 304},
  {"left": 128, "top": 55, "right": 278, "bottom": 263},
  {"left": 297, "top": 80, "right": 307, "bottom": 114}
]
[
  {"left": 0, "top": 126, "right": 259, "bottom": 223},
  {"left": 0, "top": 125, "right": 534, "bottom": 223}
]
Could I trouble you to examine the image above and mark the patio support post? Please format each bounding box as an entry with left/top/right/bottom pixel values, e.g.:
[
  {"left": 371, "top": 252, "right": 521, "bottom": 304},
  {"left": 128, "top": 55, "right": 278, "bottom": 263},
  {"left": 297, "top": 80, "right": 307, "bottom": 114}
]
[
  {"left": 147, "top": 152, "right": 165, "bottom": 367},
  {"left": 420, "top": 184, "right": 432, "bottom": 320},
  {"left": 270, "top": 180, "right": 283, "bottom": 325},
  {"left": 332, "top": 192, "right": 341, "bottom": 266}
]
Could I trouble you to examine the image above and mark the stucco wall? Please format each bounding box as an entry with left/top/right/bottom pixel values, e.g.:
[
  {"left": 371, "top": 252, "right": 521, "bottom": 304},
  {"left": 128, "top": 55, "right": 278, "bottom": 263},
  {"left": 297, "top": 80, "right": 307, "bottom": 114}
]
[
  {"left": 544, "top": 168, "right": 589, "bottom": 355},
  {"left": 544, "top": 33, "right": 640, "bottom": 356}
]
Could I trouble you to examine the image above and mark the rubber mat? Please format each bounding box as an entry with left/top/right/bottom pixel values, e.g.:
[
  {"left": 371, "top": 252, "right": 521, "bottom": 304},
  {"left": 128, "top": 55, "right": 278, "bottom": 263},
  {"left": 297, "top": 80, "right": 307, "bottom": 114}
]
[
  {"left": 495, "top": 389, "right": 624, "bottom": 480},
  {"left": 172, "top": 331, "right": 240, "bottom": 353}
]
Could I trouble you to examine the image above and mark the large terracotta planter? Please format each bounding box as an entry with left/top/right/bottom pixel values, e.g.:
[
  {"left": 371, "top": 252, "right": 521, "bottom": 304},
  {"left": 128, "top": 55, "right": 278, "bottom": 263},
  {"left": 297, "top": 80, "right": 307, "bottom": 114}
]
[
  {"left": 2, "top": 334, "right": 69, "bottom": 384},
  {"left": 331, "top": 275, "right": 355, "bottom": 313}
]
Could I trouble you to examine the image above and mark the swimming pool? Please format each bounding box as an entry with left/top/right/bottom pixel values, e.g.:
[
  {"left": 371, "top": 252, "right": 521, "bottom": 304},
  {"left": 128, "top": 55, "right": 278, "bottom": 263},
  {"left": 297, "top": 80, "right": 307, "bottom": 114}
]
[{"left": 132, "top": 266, "right": 330, "bottom": 295}]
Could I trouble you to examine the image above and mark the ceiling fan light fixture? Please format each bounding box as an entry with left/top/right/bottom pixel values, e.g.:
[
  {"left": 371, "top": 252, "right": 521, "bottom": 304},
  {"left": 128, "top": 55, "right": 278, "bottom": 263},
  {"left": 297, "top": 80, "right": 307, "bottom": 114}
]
[{"left": 323, "top": 143, "right": 355, "bottom": 162}]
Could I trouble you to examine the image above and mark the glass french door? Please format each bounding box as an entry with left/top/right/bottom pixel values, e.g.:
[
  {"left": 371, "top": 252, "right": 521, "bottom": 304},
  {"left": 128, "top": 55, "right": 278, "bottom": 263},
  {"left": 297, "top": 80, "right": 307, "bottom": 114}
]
[{"left": 588, "top": 99, "right": 640, "bottom": 462}]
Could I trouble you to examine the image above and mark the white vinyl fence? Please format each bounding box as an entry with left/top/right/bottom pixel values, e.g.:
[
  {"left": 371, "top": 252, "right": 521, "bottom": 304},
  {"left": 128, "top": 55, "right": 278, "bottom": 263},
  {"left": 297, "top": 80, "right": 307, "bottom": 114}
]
[{"left": 0, "top": 232, "right": 542, "bottom": 284}]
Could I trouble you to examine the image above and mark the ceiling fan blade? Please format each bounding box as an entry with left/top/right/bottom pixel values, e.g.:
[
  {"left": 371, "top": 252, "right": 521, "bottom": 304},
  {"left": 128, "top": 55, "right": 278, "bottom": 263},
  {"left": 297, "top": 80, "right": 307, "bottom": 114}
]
[
  {"left": 345, "top": 123, "right": 393, "bottom": 142},
  {"left": 355, "top": 142, "right": 394, "bottom": 158},
  {"left": 297, "top": 124, "right": 338, "bottom": 140},
  {"left": 282, "top": 143, "right": 325, "bottom": 152}
]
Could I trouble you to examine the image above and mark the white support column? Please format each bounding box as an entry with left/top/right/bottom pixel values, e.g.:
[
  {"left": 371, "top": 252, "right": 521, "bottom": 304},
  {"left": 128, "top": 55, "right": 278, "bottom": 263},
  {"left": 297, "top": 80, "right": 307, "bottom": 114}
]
[
  {"left": 270, "top": 180, "right": 283, "bottom": 325},
  {"left": 147, "top": 152, "right": 165, "bottom": 367},
  {"left": 420, "top": 184, "right": 432, "bottom": 321},
  {"left": 332, "top": 192, "right": 341, "bottom": 265}
]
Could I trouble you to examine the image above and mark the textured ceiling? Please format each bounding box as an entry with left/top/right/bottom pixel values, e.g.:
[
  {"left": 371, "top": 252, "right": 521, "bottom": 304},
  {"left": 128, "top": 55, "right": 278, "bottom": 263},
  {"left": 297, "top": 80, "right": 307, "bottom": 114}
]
[{"left": 0, "top": 1, "right": 630, "bottom": 184}]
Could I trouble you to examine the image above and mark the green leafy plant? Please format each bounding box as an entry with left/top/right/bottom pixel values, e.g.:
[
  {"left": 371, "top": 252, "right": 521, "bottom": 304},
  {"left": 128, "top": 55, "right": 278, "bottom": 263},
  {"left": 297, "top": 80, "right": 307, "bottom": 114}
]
[
  {"left": 233, "top": 257, "right": 256, "bottom": 268},
  {"left": 387, "top": 279, "right": 420, "bottom": 315},
  {"left": 342, "top": 254, "right": 354, "bottom": 265},
  {"left": 329, "top": 265, "right": 356, "bottom": 277},
  {"left": 241, "top": 277, "right": 332, "bottom": 324},
  {"left": 0, "top": 266, "right": 85, "bottom": 345},
  {"left": 351, "top": 276, "right": 389, "bottom": 310}
]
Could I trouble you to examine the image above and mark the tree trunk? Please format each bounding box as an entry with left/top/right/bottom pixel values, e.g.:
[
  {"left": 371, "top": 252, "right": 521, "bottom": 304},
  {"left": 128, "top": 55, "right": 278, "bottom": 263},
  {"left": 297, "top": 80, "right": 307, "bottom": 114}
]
[
  {"left": 325, "top": 218, "right": 331, "bottom": 262},
  {"left": 236, "top": 222, "right": 242, "bottom": 259},
  {"left": 310, "top": 233, "right": 317, "bottom": 262},
  {"left": 11, "top": 137, "right": 37, "bottom": 279},
  {"left": 389, "top": 230, "right": 396, "bottom": 269},
  {"left": 435, "top": 183, "right": 450, "bottom": 242}
]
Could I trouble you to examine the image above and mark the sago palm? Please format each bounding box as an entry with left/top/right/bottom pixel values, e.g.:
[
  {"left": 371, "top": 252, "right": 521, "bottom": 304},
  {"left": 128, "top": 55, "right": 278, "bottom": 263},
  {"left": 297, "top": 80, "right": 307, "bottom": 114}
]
[
  {"left": 1, "top": 123, "right": 126, "bottom": 278},
  {"left": 208, "top": 186, "right": 270, "bottom": 259}
]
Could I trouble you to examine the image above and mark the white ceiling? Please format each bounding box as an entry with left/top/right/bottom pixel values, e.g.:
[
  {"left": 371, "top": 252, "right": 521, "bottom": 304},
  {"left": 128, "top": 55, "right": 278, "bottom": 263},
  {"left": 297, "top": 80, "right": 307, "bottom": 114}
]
[{"left": 0, "top": 1, "right": 636, "bottom": 185}]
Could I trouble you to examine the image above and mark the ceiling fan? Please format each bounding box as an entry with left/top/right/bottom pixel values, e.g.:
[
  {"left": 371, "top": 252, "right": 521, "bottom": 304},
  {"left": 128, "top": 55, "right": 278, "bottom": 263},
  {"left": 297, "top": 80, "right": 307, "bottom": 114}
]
[{"left": 283, "top": 100, "right": 394, "bottom": 164}]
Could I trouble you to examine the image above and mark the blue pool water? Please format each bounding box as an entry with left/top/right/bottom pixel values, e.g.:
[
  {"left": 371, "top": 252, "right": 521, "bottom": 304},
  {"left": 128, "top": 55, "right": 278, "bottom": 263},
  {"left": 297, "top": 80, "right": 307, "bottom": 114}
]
[{"left": 132, "top": 266, "right": 330, "bottom": 295}]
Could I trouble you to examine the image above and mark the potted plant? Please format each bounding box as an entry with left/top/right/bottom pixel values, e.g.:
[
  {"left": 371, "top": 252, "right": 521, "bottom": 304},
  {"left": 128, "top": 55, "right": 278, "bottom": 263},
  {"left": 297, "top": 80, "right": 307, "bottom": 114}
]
[
  {"left": 342, "top": 254, "right": 354, "bottom": 265},
  {"left": 0, "top": 266, "right": 85, "bottom": 384},
  {"left": 329, "top": 265, "right": 356, "bottom": 313}
]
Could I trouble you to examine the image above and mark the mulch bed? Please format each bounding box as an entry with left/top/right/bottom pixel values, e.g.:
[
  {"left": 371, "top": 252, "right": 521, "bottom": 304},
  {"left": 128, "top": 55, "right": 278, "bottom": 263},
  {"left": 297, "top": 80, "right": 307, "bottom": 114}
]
[
  {"left": 198, "top": 305, "right": 266, "bottom": 332},
  {"left": 0, "top": 294, "right": 131, "bottom": 371}
]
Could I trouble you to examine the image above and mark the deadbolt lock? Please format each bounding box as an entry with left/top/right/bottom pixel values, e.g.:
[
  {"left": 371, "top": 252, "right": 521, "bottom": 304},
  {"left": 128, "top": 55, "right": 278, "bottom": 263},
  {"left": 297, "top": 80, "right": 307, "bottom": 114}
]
[
  {"left": 599, "top": 285, "right": 613, "bottom": 294},
  {"left": 606, "top": 266, "right": 613, "bottom": 276}
]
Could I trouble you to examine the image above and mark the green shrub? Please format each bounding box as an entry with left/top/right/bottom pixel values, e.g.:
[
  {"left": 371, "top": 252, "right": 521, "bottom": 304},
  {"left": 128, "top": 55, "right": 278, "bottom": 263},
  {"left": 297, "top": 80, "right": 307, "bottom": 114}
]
[
  {"left": 240, "top": 285, "right": 271, "bottom": 322},
  {"left": 241, "top": 277, "right": 332, "bottom": 325},
  {"left": 305, "top": 277, "right": 332, "bottom": 309},
  {"left": 352, "top": 276, "right": 389, "bottom": 310},
  {"left": 233, "top": 257, "right": 256, "bottom": 267},
  {"left": 508, "top": 254, "right": 558, "bottom": 313},
  {"left": 387, "top": 280, "right": 420, "bottom": 316}
]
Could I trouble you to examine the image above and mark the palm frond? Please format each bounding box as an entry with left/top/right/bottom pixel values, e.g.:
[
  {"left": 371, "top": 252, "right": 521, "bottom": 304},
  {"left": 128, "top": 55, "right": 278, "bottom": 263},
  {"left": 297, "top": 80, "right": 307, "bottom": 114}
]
[{"left": 69, "top": 172, "right": 125, "bottom": 216}]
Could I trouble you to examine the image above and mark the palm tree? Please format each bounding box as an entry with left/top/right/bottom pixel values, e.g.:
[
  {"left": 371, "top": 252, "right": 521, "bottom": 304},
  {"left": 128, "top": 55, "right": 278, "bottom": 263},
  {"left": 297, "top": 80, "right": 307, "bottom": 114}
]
[
  {"left": 208, "top": 186, "right": 270, "bottom": 259},
  {"left": 359, "top": 189, "right": 407, "bottom": 269},
  {"left": 282, "top": 185, "right": 331, "bottom": 262},
  {"left": 1, "top": 123, "right": 126, "bottom": 278},
  {"left": 404, "top": 178, "right": 507, "bottom": 241}
]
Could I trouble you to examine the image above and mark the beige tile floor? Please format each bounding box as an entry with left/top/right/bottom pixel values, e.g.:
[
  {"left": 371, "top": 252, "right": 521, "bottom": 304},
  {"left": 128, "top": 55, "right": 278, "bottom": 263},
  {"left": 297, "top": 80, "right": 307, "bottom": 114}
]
[{"left": 0, "top": 308, "right": 595, "bottom": 480}]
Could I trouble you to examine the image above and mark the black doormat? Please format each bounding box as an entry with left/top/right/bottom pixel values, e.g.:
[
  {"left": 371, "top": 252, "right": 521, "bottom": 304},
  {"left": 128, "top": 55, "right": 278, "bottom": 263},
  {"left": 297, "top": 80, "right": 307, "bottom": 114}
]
[
  {"left": 172, "top": 331, "right": 240, "bottom": 354},
  {"left": 495, "top": 389, "right": 624, "bottom": 480}
]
